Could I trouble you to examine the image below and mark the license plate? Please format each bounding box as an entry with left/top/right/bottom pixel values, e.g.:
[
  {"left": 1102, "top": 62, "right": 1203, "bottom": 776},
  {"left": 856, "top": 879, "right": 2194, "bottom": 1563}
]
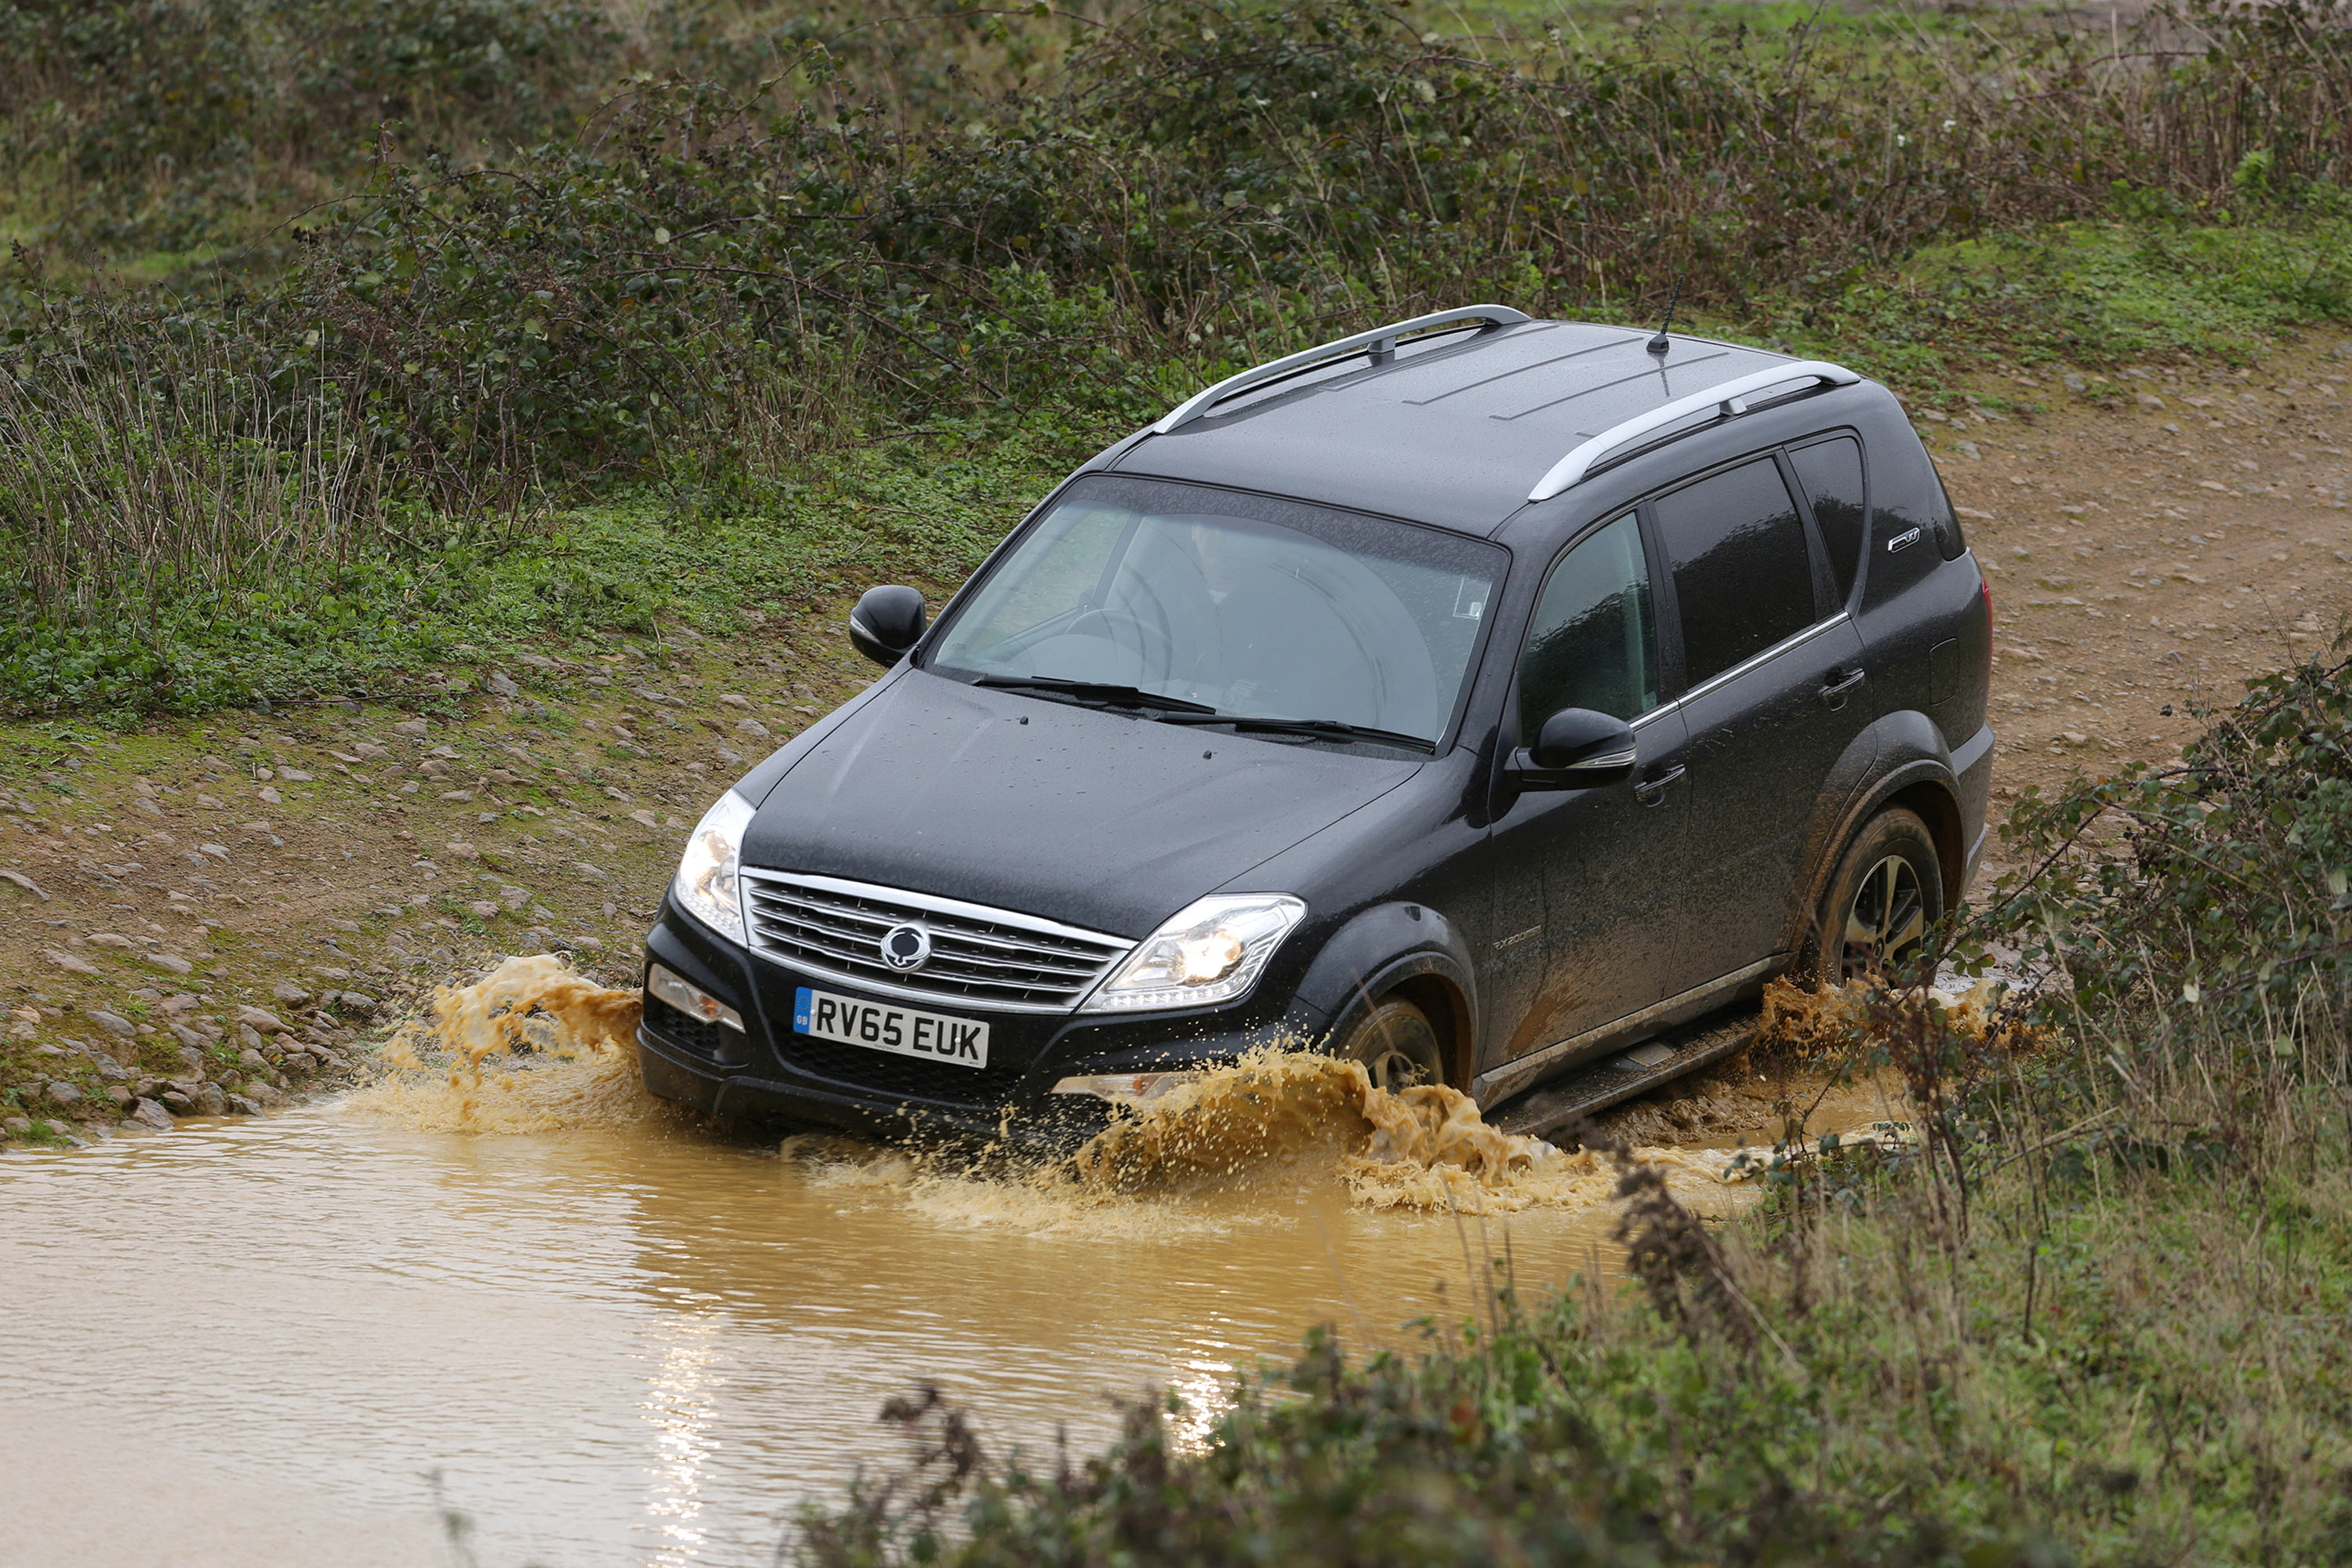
[{"left": 792, "top": 986, "right": 989, "bottom": 1069}]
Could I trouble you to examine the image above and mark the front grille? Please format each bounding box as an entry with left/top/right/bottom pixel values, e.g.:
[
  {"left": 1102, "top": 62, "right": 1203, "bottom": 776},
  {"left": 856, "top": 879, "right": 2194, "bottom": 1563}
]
[
  {"left": 778, "top": 1033, "right": 1029, "bottom": 1109},
  {"left": 740, "top": 870, "right": 1132, "bottom": 1013}
]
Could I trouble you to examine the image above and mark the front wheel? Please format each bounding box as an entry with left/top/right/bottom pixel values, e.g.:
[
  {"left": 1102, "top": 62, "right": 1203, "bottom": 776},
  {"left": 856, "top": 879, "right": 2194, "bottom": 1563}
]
[
  {"left": 1802, "top": 807, "right": 1944, "bottom": 985},
  {"left": 1334, "top": 997, "right": 1445, "bottom": 1093}
]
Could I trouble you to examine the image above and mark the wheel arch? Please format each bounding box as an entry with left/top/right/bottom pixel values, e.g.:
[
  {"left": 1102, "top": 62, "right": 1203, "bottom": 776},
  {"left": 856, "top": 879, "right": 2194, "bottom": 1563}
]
[
  {"left": 1783, "top": 711, "right": 1965, "bottom": 956},
  {"left": 1292, "top": 902, "right": 1479, "bottom": 1090}
]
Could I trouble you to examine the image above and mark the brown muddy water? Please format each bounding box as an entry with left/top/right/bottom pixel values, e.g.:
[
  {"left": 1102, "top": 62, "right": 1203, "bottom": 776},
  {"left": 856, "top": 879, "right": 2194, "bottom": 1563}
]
[{"left": 0, "top": 959, "right": 1877, "bottom": 1568}]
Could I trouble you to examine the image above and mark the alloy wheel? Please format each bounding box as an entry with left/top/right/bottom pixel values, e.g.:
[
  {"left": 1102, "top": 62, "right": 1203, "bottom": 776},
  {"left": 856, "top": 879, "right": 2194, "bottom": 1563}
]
[{"left": 1839, "top": 853, "right": 1926, "bottom": 979}]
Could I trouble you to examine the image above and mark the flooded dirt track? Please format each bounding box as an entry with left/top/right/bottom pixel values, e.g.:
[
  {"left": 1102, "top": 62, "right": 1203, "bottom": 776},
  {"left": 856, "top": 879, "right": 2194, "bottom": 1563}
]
[{"left": 1, "top": 1070, "right": 1767, "bottom": 1568}]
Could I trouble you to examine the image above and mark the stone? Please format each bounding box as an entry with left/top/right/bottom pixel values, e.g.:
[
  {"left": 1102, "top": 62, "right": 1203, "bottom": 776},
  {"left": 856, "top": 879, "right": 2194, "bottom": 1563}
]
[
  {"left": 469, "top": 899, "right": 502, "bottom": 920},
  {"left": 106, "top": 1084, "right": 133, "bottom": 1109},
  {"left": 2, "top": 868, "right": 52, "bottom": 900},
  {"left": 194, "top": 1083, "right": 227, "bottom": 1116},
  {"left": 485, "top": 670, "right": 522, "bottom": 698},
  {"left": 86, "top": 932, "right": 134, "bottom": 948},
  {"left": 334, "top": 992, "right": 379, "bottom": 1015},
  {"left": 244, "top": 1081, "right": 289, "bottom": 1109},
  {"left": 43, "top": 947, "right": 100, "bottom": 976},
  {"left": 225, "top": 1094, "right": 262, "bottom": 1116},
  {"left": 718, "top": 693, "right": 754, "bottom": 710},
  {"left": 278, "top": 768, "right": 314, "bottom": 782},
  {"left": 445, "top": 841, "right": 481, "bottom": 860},
  {"left": 44, "top": 1081, "right": 84, "bottom": 1109},
  {"left": 238, "top": 1022, "right": 267, "bottom": 1051},
  {"left": 143, "top": 952, "right": 195, "bottom": 975},
  {"left": 257, "top": 786, "right": 283, "bottom": 805},
  {"left": 272, "top": 981, "right": 312, "bottom": 1006},
  {"left": 391, "top": 719, "right": 429, "bottom": 738},
  {"left": 131, "top": 796, "right": 165, "bottom": 818},
  {"left": 438, "top": 789, "right": 476, "bottom": 803},
  {"left": 572, "top": 862, "right": 609, "bottom": 882},
  {"left": 90, "top": 1010, "right": 137, "bottom": 1039},
  {"left": 238, "top": 1047, "right": 272, "bottom": 1076},
  {"left": 129, "top": 1098, "right": 174, "bottom": 1131},
  {"left": 234, "top": 1004, "right": 291, "bottom": 1034},
  {"left": 735, "top": 717, "right": 772, "bottom": 739},
  {"left": 2, "top": 1116, "right": 30, "bottom": 1136},
  {"left": 629, "top": 810, "right": 659, "bottom": 829}
]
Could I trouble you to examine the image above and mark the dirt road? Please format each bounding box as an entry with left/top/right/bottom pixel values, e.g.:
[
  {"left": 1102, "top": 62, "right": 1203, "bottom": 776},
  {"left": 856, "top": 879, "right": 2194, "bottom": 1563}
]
[{"left": 4, "top": 332, "right": 2349, "bottom": 1141}]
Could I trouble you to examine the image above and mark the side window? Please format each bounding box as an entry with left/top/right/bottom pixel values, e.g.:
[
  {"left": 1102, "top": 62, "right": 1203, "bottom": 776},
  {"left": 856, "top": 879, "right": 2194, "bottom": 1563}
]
[
  {"left": 1787, "top": 437, "right": 1866, "bottom": 603},
  {"left": 1519, "top": 514, "right": 1659, "bottom": 727},
  {"left": 1651, "top": 458, "right": 1817, "bottom": 688}
]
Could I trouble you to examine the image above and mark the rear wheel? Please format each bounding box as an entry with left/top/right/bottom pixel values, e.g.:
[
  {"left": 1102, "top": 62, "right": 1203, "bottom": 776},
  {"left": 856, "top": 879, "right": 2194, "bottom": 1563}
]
[
  {"left": 1334, "top": 998, "right": 1445, "bottom": 1093},
  {"left": 1805, "top": 808, "right": 1944, "bottom": 985}
]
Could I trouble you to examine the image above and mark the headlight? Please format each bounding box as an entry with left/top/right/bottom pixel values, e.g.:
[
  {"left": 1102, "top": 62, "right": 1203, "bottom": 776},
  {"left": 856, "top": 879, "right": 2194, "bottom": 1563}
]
[
  {"left": 1078, "top": 895, "right": 1305, "bottom": 1013},
  {"left": 673, "top": 791, "right": 754, "bottom": 943}
]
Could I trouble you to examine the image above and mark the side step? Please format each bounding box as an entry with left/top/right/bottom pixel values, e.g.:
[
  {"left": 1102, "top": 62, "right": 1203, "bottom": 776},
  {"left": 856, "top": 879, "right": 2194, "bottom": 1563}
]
[{"left": 1484, "top": 1006, "right": 1759, "bottom": 1142}]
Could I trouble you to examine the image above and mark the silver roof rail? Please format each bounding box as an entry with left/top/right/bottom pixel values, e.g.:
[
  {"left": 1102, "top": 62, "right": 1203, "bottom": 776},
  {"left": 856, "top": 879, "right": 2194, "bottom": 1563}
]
[
  {"left": 1525, "top": 360, "right": 1862, "bottom": 503},
  {"left": 1152, "top": 304, "right": 1533, "bottom": 435}
]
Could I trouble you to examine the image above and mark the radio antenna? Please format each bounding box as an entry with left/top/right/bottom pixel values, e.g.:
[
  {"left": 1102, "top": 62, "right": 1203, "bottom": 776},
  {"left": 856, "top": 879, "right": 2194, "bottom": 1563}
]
[{"left": 1646, "top": 274, "right": 1686, "bottom": 356}]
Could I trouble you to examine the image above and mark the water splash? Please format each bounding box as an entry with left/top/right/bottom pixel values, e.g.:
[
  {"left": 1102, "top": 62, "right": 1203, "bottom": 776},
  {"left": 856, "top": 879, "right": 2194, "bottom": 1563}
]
[{"left": 345, "top": 955, "right": 663, "bottom": 1134}]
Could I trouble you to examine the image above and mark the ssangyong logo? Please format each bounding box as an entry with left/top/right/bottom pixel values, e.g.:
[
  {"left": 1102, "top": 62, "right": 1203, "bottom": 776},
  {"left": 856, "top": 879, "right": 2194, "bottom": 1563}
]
[{"left": 878, "top": 923, "right": 932, "bottom": 972}]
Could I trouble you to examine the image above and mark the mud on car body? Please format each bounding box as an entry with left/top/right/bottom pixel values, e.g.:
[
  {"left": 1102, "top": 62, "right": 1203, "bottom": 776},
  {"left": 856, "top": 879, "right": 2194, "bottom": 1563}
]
[{"left": 637, "top": 307, "right": 1994, "bottom": 1144}]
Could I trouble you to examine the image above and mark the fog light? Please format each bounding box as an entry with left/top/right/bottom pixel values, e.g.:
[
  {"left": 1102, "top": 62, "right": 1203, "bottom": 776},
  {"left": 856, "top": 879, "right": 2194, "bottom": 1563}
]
[
  {"left": 646, "top": 963, "right": 746, "bottom": 1033},
  {"left": 1051, "top": 1071, "right": 1205, "bottom": 1105}
]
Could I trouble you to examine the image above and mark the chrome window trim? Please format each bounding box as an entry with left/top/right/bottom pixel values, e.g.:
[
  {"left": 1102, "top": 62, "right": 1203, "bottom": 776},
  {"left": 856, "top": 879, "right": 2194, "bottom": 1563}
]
[
  {"left": 1628, "top": 612, "right": 1852, "bottom": 730},
  {"left": 738, "top": 868, "right": 1134, "bottom": 1016}
]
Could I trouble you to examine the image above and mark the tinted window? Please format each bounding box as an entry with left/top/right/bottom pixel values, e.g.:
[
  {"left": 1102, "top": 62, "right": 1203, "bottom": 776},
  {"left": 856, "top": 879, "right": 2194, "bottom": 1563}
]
[
  {"left": 1788, "top": 437, "right": 1866, "bottom": 601},
  {"left": 1519, "top": 514, "right": 1658, "bottom": 726},
  {"left": 930, "top": 476, "right": 1503, "bottom": 745},
  {"left": 1651, "top": 459, "right": 1817, "bottom": 686}
]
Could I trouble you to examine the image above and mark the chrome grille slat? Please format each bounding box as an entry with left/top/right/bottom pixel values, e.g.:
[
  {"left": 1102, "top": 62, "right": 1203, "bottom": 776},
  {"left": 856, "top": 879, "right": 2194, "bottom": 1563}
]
[{"left": 739, "top": 869, "right": 1133, "bottom": 1014}]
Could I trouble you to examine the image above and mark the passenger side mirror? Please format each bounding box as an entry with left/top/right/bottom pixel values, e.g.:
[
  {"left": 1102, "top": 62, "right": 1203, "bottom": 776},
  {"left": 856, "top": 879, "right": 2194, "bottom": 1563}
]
[
  {"left": 849, "top": 586, "right": 927, "bottom": 668},
  {"left": 1516, "top": 707, "right": 1637, "bottom": 787}
]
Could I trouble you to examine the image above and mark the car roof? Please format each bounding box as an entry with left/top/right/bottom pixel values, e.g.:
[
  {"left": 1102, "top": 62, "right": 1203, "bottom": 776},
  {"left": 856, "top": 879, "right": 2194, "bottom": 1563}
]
[{"left": 1105, "top": 318, "right": 1809, "bottom": 537}]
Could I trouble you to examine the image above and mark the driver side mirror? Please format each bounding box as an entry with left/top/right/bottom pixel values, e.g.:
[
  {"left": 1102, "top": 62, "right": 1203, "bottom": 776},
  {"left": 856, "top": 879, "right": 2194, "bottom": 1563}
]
[
  {"left": 849, "top": 585, "right": 927, "bottom": 668},
  {"left": 1514, "top": 707, "right": 1637, "bottom": 788}
]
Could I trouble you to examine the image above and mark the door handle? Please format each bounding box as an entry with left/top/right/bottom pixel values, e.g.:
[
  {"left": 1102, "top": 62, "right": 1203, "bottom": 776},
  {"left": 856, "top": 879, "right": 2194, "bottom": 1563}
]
[
  {"left": 1820, "top": 666, "right": 1867, "bottom": 707},
  {"left": 1633, "top": 764, "right": 1686, "bottom": 806}
]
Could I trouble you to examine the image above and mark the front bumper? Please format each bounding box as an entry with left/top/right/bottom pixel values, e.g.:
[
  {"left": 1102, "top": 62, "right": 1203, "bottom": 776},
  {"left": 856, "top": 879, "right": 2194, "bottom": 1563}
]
[{"left": 637, "top": 895, "right": 1327, "bottom": 1148}]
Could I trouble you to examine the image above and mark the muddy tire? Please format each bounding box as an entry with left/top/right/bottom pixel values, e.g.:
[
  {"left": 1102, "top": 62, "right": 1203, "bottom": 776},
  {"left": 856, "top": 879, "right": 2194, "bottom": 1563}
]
[
  {"left": 1802, "top": 808, "right": 1944, "bottom": 985},
  {"left": 1334, "top": 997, "right": 1444, "bottom": 1093}
]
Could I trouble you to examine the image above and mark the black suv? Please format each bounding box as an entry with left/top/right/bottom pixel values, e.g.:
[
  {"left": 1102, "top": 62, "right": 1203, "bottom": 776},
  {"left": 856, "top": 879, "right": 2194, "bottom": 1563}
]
[{"left": 637, "top": 307, "right": 1993, "bottom": 1142}]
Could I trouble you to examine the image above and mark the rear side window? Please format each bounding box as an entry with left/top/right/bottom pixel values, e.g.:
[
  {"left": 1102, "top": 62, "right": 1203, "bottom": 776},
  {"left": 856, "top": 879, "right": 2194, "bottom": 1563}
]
[
  {"left": 1787, "top": 437, "right": 1866, "bottom": 603},
  {"left": 1651, "top": 458, "right": 1817, "bottom": 687},
  {"left": 1519, "top": 514, "right": 1660, "bottom": 725}
]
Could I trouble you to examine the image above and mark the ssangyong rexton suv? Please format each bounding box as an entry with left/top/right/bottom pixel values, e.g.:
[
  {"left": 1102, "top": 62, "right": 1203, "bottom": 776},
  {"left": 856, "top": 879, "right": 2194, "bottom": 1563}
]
[{"left": 637, "top": 307, "right": 1994, "bottom": 1142}]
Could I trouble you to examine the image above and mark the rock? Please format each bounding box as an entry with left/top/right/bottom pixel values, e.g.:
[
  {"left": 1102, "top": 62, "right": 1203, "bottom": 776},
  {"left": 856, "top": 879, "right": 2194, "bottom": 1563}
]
[
  {"left": 132, "top": 796, "right": 166, "bottom": 818},
  {"left": 335, "top": 992, "right": 379, "bottom": 1015},
  {"left": 718, "top": 693, "right": 754, "bottom": 710},
  {"left": 272, "top": 981, "right": 312, "bottom": 1006},
  {"left": 2, "top": 1116, "right": 30, "bottom": 1136},
  {"left": 194, "top": 1083, "right": 227, "bottom": 1116},
  {"left": 573, "top": 862, "right": 609, "bottom": 882},
  {"left": 90, "top": 1058, "right": 131, "bottom": 1084},
  {"left": 90, "top": 1010, "right": 137, "bottom": 1039},
  {"left": 143, "top": 952, "right": 195, "bottom": 975},
  {"left": 225, "top": 1094, "right": 262, "bottom": 1116},
  {"left": 257, "top": 786, "right": 284, "bottom": 805},
  {"left": 446, "top": 841, "right": 481, "bottom": 861},
  {"left": 735, "top": 717, "right": 771, "bottom": 739},
  {"left": 629, "top": 810, "right": 659, "bottom": 829},
  {"left": 469, "top": 899, "right": 502, "bottom": 920},
  {"left": 485, "top": 670, "right": 522, "bottom": 698},
  {"left": 238, "top": 1046, "right": 273, "bottom": 1076},
  {"left": 161, "top": 1088, "right": 195, "bottom": 1113},
  {"left": 391, "top": 719, "right": 430, "bottom": 738},
  {"left": 496, "top": 885, "right": 530, "bottom": 911},
  {"left": 278, "top": 768, "right": 314, "bottom": 782},
  {"left": 43, "top": 947, "right": 100, "bottom": 976},
  {"left": 2136, "top": 391, "right": 2167, "bottom": 411},
  {"left": 244, "top": 1081, "right": 289, "bottom": 1109},
  {"left": 44, "top": 1081, "right": 85, "bottom": 1109},
  {"left": 281, "top": 1050, "right": 315, "bottom": 1074},
  {"left": 439, "top": 789, "right": 476, "bottom": 803},
  {"left": 2063, "top": 731, "right": 2090, "bottom": 746},
  {"left": 129, "top": 1098, "right": 174, "bottom": 1131},
  {"left": 234, "top": 1005, "right": 291, "bottom": 1034},
  {"left": 2, "top": 869, "right": 51, "bottom": 901},
  {"left": 238, "top": 1022, "right": 267, "bottom": 1051},
  {"left": 106, "top": 1084, "right": 133, "bottom": 1109}
]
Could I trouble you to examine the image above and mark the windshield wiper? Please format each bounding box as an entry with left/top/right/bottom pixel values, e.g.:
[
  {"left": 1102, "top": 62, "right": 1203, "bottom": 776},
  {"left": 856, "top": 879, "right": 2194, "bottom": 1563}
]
[
  {"left": 1151, "top": 712, "right": 1436, "bottom": 753},
  {"left": 969, "top": 675, "right": 1218, "bottom": 715}
]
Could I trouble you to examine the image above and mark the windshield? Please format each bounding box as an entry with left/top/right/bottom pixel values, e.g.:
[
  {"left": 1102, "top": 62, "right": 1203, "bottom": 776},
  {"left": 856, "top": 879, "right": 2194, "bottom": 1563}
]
[{"left": 927, "top": 476, "right": 1504, "bottom": 746}]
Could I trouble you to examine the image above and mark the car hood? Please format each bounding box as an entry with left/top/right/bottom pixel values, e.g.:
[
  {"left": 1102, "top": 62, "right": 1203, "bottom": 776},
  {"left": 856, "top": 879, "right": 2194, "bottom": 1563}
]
[{"left": 739, "top": 668, "right": 1423, "bottom": 938}]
